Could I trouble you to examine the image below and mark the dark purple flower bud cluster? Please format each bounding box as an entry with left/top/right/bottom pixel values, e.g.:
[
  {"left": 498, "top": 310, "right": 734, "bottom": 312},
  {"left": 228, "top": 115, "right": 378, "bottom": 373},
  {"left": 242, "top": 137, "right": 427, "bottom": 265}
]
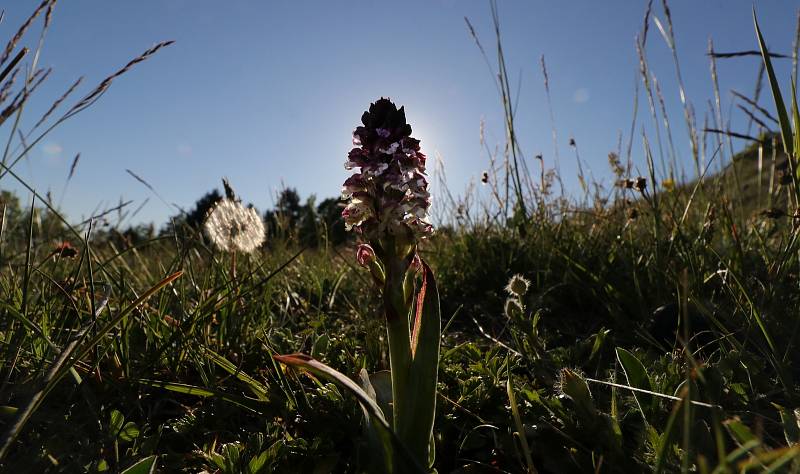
[{"left": 342, "top": 98, "right": 433, "bottom": 242}]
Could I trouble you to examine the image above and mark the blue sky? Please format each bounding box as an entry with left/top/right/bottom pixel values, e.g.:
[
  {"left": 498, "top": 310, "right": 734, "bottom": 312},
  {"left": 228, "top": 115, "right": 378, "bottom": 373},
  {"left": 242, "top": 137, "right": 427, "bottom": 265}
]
[{"left": 2, "top": 1, "right": 797, "bottom": 226}]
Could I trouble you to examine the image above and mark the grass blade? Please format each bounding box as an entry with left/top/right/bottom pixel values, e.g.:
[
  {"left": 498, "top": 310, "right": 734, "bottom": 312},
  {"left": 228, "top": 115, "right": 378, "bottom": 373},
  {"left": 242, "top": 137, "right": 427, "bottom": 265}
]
[
  {"left": 274, "top": 353, "right": 426, "bottom": 473},
  {"left": 203, "top": 348, "right": 269, "bottom": 400},
  {"left": 120, "top": 455, "right": 158, "bottom": 474},
  {"left": 754, "top": 8, "right": 794, "bottom": 158},
  {"left": 0, "top": 271, "right": 182, "bottom": 460},
  {"left": 616, "top": 347, "right": 655, "bottom": 424}
]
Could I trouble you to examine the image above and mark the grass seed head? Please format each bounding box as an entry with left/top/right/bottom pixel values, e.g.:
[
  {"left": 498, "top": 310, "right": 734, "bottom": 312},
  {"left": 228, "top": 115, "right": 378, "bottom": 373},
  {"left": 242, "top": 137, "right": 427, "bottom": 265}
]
[{"left": 634, "top": 176, "right": 647, "bottom": 193}]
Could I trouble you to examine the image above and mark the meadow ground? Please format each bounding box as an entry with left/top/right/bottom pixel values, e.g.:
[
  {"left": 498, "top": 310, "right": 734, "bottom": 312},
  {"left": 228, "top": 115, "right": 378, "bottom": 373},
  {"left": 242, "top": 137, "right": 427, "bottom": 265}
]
[{"left": 3, "top": 1, "right": 800, "bottom": 473}]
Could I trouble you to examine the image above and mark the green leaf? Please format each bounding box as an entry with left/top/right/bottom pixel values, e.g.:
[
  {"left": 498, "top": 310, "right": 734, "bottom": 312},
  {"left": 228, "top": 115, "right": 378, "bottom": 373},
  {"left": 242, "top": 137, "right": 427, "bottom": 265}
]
[
  {"left": 589, "top": 328, "right": 610, "bottom": 362},
  {"left": 653, "top": 394, "right": 684, "bottom": 474},
  {"left": 724, "top": 418, "right": 758, "bottom": 447},
  {"left": 311, "top": 334, "right": 329, "bottom": 359},
  {"left": 559, "top": 368, "right": 595, "bottom": 418},
  {"left": 119, "top": 422, "right": 140, "bottom": 442},
  {"left": 137, "top": 379, "right": 265, "bottom": 413},
  {"left": 248, "top": 450, "right": 269, "bottom": 474},
  {"left": 274, "top": 353, "right": 426, "bottom": 473},
  {"left": 774, "top": 403, "right": 800, "bottom": 445},
  {"left": 359, "top": 369, "right": 393, "bottom": 427},
  {"left": 616, "top": 347, "right": 654, "bottom": 423},
  {"left": 724, "top": 439, "right": 761, "bottom": 464},
  {"left": 357, "top": 368, "right": 394, "bottom": 472},
  {"left": 0, "top": 271, "right": 183, "bottom": 462},
  {"left": 275, "top": 353, "right": 388, "bottom": 426},
  {"left": 753, "top": 8, "right": 794, "bottom": 158},
  {"left": 204, "top": 348, "right": 269, "bottom": 400},
  {"left": 210, "top": 452, "right": 226, "bottom": 470},
  {"left": 109, "top": 409, "right": 124, "bottom": 437},
  {"left": 792, "top": 79, "right": 800, "bottom": 165},
  {"left": 404, "top": 259, "right": 441, "bottom": 469},
  {"left": 138, "top": 380, "right": 215, "bottom": 397},
  {"left": 223, "top": 442, "right": 242, "bottom": 471},
  {"left": 120, "top": 456, "right": 158, "bottom": 474},
  {"left": 507, "top": 368, "right": 536, "bottom": 474}
]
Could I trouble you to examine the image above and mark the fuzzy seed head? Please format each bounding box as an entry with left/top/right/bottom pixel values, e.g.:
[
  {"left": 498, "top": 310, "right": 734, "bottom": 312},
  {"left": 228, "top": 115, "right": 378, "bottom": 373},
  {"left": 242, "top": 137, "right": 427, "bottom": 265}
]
[
  {"left": 504, "top": 297, "right": 523, "bottom": 319},
  {"left": 505, "top": 274, "right": 530, "bottom": 298},
  {"left": 204, "top": 199, "right": 265, "bottom": 253}
]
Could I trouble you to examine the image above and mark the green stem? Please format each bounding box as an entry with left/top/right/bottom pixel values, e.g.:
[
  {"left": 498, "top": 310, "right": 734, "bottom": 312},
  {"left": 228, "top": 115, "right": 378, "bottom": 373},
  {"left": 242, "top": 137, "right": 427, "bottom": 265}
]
[{"left": 383, "top": 255, "right": 421, "bottom": 465}]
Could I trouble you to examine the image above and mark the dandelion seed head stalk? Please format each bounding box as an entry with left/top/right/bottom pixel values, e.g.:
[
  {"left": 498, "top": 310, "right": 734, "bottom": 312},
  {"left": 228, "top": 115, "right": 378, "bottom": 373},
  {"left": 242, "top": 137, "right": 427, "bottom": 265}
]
[{"left": 342, "top": 98, "right": 433, "bottom": 260}]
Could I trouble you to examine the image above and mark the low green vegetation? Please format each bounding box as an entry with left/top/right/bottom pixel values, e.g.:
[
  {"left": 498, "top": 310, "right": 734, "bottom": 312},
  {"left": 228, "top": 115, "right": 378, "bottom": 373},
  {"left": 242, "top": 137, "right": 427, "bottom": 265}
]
[{"left": 3, "top": 1, "right": 800, "bottom": 472}]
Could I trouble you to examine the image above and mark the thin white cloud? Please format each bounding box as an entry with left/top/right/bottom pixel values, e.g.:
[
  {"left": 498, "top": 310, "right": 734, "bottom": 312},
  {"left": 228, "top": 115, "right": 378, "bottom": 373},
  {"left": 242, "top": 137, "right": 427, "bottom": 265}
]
[
  {"left": 43, "top": 143, "right": 63, "bottom": 156},
  {"left": 573, "top": 88, "right": 590, "bottom": 104}
]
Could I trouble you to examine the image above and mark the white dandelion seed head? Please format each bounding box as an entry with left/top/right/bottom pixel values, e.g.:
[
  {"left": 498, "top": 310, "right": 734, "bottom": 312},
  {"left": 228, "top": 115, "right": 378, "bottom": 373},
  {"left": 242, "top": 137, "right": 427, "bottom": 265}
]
[
  {"left": 505, "top": 274, "right": 530, "bottom": 298},
  {"left": 203, "top": 199, "right": 265, "bottom": 253},
  {"left": 504, "top": 297, "right": 524, "bottom": 318}
]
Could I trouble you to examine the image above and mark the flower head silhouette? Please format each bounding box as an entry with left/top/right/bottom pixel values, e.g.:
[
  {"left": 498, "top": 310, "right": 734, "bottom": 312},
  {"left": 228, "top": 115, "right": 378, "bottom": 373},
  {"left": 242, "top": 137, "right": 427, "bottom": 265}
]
[{"left": 342, "top": 98, "right": 433, "bottom": 245}]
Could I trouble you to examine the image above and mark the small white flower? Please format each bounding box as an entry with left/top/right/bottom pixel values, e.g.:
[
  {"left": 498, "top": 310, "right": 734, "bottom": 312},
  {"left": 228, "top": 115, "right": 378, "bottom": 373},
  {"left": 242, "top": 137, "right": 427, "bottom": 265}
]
[
  {"left": 379, "top": 142, "right": 399, "bottom": 154},
  {"left": 410, "top": 206, "right": 428, "bottom": 219},
  {"left": 342, "top": 197, "right": 373, "bottom": 230},
  {"left": 406, "top": 186, "right": 429, "bottom": 200},
  {"left": 504, "top": 297, "right": 524, "bottom": 318},
  {"left": 403, "top": 215, "right": 433, "bottom": 236},
  {"left": 204, "top": 199, "right": 265, "bottom": 253},
  {"left": 363, "top": 162, "right": 389, "bottom": 176},
  {"left": 384, "top": 179, "right": 409, "bottom": 193}
]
